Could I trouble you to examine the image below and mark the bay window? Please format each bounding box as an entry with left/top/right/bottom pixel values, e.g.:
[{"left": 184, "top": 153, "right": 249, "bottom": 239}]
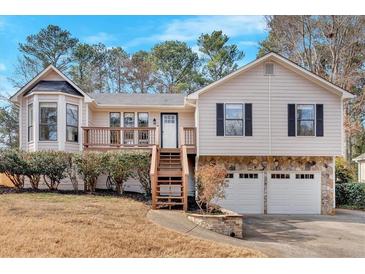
[
  {"left": 66, "top": 104, "right": 79, "bottom": 142},
  {"left": 39, "top": 102, "right": 57, "bottom": 141},
  {"left": 28, "top": 104, "right": 33, "bottom": 142}
]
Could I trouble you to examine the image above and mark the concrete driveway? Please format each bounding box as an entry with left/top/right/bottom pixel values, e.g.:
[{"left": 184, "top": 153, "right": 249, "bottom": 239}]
[{"left": 147, "top": 209, "right": 365, "bottom": 258}]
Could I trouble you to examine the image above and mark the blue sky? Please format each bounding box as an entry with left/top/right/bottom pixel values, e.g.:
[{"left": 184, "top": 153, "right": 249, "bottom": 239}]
[{"left": 0, "top": 16, "right": 268, "bottom": 96}]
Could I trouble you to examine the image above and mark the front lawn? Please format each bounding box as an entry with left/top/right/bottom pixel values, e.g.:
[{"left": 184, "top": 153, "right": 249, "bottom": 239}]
[{"left": 0, "top": 193, "right": 263, "bottom": 257}]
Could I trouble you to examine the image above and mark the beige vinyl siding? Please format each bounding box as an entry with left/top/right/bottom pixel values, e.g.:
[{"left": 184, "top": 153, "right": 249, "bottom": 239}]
[
  {"left": 198, "top": 63, "right": 270, "bottom": 155},
  {"left": 270, "top": 63, "right": 342, "bottom": 155},
  {"left": 42, "top": 70, "right": 64, "bottom": 81},
  {"left": 198, "top": 61, "right": 342, "bottom": 156}
]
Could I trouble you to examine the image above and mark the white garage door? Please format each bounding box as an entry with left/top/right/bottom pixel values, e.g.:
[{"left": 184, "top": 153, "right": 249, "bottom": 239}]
[
  {"left": 268, "top": 172, "right": 321, "bottom": 214},
  {"left": 216, "top": 172, "right": 264, "bottom": 214}
]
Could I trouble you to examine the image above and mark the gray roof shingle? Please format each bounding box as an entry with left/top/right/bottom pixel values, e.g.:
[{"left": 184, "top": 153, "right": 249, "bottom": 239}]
[
  {"left": 89, "top": 93, "right": 185, "bottom": 106},
  {"left": 25, "top": 80, "right": 83, "bottom": 96}
]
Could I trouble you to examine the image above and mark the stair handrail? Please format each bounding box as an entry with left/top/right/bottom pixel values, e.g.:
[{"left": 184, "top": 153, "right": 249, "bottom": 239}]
[
  {"left": 150, "top": 145, "right": 158, "bottom": 209},
  {"left": 181, "top": 145, "right": 189, "bottom": 211}
]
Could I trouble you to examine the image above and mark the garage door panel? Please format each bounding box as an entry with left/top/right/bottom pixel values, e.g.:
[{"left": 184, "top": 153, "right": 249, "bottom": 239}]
[
  {"left": 215, "top": 172, "right": 264, "bottom": 214},
  {"left": 268, "top": 172, "right": 321, "bottom": 214}
]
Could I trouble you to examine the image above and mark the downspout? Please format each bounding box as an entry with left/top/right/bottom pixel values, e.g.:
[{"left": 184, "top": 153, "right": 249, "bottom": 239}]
[{"left": 268, "top": 74, "right": 272, "bottom": 155}]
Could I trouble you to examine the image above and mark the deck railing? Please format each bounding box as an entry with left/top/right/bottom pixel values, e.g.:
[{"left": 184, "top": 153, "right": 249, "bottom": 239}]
[
  {"left": 82, "top": 127, "right": 157, "bottom": 148},
  {"left": 181, "top": 127, "right": 196, "bottom": 146}
]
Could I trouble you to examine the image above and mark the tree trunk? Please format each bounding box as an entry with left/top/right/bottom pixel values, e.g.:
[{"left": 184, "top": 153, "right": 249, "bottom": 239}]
[{"left": 116, "top": 183, "right": 122, "bottom": 196}]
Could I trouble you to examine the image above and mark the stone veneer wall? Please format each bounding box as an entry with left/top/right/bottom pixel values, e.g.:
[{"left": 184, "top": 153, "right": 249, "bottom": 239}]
[
  {"left": 187, "top": 209, "right": 244, "bottom": 238},
  {"left": 199, "top": 156, "right": 335, "bottom": 215}
]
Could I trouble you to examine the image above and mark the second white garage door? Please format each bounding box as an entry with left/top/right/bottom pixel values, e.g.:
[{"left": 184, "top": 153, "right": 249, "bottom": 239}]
[
  {"left": 216, "top": 172, "right": 264, "bottom": 214},
  {"left": 267, "top": 172, "right": 321, "bottom": 214}
]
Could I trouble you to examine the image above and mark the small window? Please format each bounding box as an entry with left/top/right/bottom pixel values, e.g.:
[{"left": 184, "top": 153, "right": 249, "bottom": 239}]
[
  {"left": 39, "top": 102, "right": 57, "bottom": 141},
  {"left": 28, "top": 104, "right": 33, "bottom": 142},
  {"left": 265, "top": 63, "right": 274, "bottom": 75},
  {"left": 296, "top": 174, "right": 314, "bottom": 179},
  {"left": 225, "top": 173, "right": 234, "bottom": 179},
  {"left": 225, "top": 104, "right": 244, "bottom": 136},
  {"left": 271, "top": 173, "right": 290, "bottom": 179},
  {"left": 66, "top": 104, "right": 78, "bottom": 142},
  {"left": 297, "top": 104, "right": 315, "bottom": 136},
  {"left": 138, "top": 113, "right": 149, "bottom": 127},
  {"left": 124, "top": 112, "right": 135, "bottom": 127},
  {"left": 239, "top": 173, "right": 258, "bottom": 179},
  {"left": 110, "top": 112, "right": 121, "bottom": 127}
]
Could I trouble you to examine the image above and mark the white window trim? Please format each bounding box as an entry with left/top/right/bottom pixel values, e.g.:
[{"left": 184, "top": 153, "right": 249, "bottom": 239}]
[
  {"left": 295, "top": 103, "right": 316, "bottom": 137},
  {"left": 27, "top": 103, "right": 34, "bottom": 143},
  {"left": 224, "top": 103, "right": 245, "bottom": 137},
  {"left": 39, "top": 101, "right": 58, "bottom": 142},
  {"left": 66, "top": 103, "right": 79, "bottom": 143}
]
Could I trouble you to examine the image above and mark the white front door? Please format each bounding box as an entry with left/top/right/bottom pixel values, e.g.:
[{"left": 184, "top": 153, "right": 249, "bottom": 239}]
[
  {"left": 267, "top": 172, "right": 321, "bottom": 214},
  {"left": 162, "top": 114, "right": 177, "bottom": 148},
  {"left": 215, "top": 172, "right": 264, "bottom": 214}
]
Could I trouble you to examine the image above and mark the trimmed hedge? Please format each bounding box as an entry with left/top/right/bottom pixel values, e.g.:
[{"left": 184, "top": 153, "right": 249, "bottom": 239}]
[{"left": 336, "top": 183, "right": 365, "bottom": 209}]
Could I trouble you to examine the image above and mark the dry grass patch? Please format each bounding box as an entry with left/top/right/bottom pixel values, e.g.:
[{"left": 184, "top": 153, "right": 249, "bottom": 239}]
[{"left": 0, "top": 193, "right": 264, "bottom": 257}]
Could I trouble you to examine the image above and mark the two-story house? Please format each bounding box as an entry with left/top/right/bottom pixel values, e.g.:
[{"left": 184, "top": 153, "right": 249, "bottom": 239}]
[{"left": 10, "top": 52, "right": 354, "bottom": 214}]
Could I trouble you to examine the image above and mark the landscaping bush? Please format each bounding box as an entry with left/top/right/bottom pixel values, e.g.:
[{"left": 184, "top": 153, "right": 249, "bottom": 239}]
[
  {"left": 104, "top": 151, "right": 133, "bottom": 195},
  {"left": 23, "top": 151, "right": 44, "bottom": 190},
  {"left": 75, "top": 151, "right": 104, "bottom": 193},
  {"left": 65, "top": 153, "right": 79, "bottom": 193},
  {"left": 36, "top": 151, "right": 68, "bottom": 190},
  {"left": 195, "top": 163, "right": 227, "bottom": 213},
  {"left": 0, "top": 149, "right": 26, "bottom": 189},
  {"left": 336, "top": 183, "right": 365, "bottom": 209},
  {"left": 130, "top": 151, "right": 151, "bottom": 197},
  {"left": 335, "top": 157, "right": 355, "bottom": 183}
]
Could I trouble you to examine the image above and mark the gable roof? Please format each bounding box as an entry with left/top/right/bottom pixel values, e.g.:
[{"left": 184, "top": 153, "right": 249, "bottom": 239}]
[
  {"left": 89, "top": 93, "right": 185, "bottom": 106},
  {"left": 188, "top": 52, "right": 355, "bottom": 100},
  {"left": 10, "top": 65, "right": 93, "bottom": 103}
]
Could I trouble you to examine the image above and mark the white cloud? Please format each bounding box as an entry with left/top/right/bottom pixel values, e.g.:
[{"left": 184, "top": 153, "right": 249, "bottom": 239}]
[
  {"left": 82, "top": 32, "right": 115, "bottom": 44},
  {"left": 0, "top": 63, "right": 6, "bottom": 71},
  {"left": 126, "top": 16, "right": 266, "bottom": 47}
]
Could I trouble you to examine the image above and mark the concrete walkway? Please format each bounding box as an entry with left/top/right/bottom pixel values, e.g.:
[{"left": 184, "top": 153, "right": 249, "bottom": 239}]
[{"left": 147, "top": 209, "right": 365, "bottom": 258}]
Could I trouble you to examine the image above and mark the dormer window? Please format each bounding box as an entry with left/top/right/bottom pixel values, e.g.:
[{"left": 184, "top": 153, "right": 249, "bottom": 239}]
[{"left": 265, "top": 62, "right": 274, "bottom": 75}]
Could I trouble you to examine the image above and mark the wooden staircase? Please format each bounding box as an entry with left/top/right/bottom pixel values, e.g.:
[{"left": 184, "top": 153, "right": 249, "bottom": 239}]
[{"left": 150, "top": 147, "right": 189, "bottom": 210}]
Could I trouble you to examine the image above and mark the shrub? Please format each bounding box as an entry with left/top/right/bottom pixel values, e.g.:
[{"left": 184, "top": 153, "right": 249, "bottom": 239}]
[
  {"left": 75, "top": 151, "right": 103, "bottom": 193},
  {"left": 336, "top": 183, "right": 365, "bottom": 209},
  {"left": 65, "top": 153, "right": 79, "bottom": 193},
  {"left": 23, "top": 152, "right": 43, "bottom": 190},
  {"left": 130, "top": 151, "right": 151, "bottom": 197},
  {"left": 335, "top": 157, "right": 355, "bottom": 183},
  {"left": 195, "top": 163, "right": 228, "bottom": 213},
  {"left": 0, "top": 149, "right": 26, "bottom": 189},
  {"left": 104, "top": 151, "right": 133, "bottom": 195},
  {"left": 36, "top": 151, "right": 68, "bottom": 190}
]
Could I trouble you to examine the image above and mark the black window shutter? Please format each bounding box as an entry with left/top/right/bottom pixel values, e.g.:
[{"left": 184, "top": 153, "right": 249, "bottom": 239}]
[
  {"left": 245, "top": 103, "right": 252, "bottom": 136},
  {"left": 316, "top": 104, "right": 324, "bottom": 137},
  {"left": 216, "top": 103, "right": 224, "bottom": 136},
  {"left": 288, "top": 104, "right": 296, "bottom": 136}
]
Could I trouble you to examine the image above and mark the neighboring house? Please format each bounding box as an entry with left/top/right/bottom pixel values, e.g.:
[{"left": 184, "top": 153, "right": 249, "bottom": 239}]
[
  {"left": 10, "top": 52, "right": 354, "bottom": 215},
  {"left": 353, "top": 153, "right": 365, "bottom": 183}
]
